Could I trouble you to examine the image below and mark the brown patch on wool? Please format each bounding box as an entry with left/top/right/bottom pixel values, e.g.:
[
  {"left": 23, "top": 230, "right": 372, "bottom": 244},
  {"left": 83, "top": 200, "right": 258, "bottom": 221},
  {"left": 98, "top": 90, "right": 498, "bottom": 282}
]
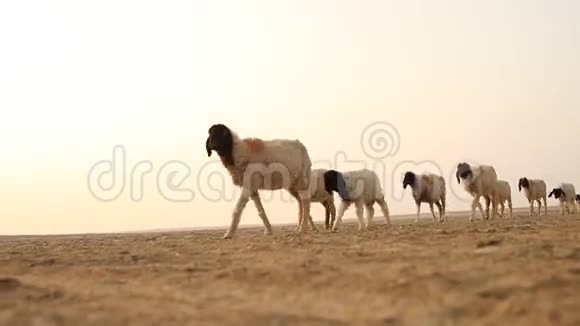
[{"left": 243, "top": 138, "right": 265, "bottom": 154}]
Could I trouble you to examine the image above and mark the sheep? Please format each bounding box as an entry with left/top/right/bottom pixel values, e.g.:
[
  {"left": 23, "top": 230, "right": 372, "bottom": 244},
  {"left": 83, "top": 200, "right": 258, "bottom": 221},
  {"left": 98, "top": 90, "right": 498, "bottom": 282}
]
[
  {"left": 309, "top": 169, "right": 349, "bottom": 229},
  {"left": 494, "top": 180, "right": 513, "bottom": 218},
  {"left": 456, "top": 163, "right": 498, "bottom": 222},
  {"left": 518, "top": 177, "right": 548, "bottom": 216},
  {"left": 548, "top": 183, "right": 577, "bottom": 215},
  {"left": 330, "top": 169, "right": 391, "bottom": 232},
  {"left": 402, "top": 172, "right": 446, "bottom": 223},
  {"left": 205, "top": 123, "right": 316, "bottom": 239}
]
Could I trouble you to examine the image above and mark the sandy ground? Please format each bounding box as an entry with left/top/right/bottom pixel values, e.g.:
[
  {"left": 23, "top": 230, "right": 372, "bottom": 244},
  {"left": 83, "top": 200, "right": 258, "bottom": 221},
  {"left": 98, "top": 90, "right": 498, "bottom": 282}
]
[{"left": 1, "top": 211, "right": 580, "bottom": 326}]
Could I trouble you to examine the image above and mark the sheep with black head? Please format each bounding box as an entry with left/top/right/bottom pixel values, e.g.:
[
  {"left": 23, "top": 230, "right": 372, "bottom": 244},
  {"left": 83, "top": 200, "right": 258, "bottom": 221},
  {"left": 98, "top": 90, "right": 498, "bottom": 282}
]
[
  {"left": 456, "top": 162, "right": 498, "bottom": 222},
  {"left": 548, "top": 183, "right": 577, "bottom": 215},
  {"left": 308, "top": 169, "right": 349, "bottom": 229},
  {"left": 330, "top": 169, "right": 391, "bottom": 232},
  {"left": 402, "top": 172, "right": 446, "bottom": 223},
  {"left": 518, "top": 177, "right": 547, "bottom": 216},
  {"left": 206, "top": 124, "right": 315, "bottom": 239}
]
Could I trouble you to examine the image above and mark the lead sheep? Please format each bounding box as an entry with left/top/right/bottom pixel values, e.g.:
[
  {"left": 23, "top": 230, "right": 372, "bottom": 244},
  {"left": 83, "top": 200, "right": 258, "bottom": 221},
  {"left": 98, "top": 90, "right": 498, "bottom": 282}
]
[
  {"left": 205, "top": 124, "right": 315, "bottom": 239},
  {"left": 456, "top": 163, "right": 498, "bottom": 222},
  {"left": 549, "top": 183, "right": 577, "bottom": 215},
  {"left": 518, "top": 177, "right": 547, "bottom": 216},
  {"left": 330, "top": 169, "right": 391, "bottom": 232},
  {"left": 309, "top": 169, "right": 349, "bottom": 229},
  {"left": 402, "top": 172, "right": 446, "bottom": 223},
  {"left": 494, "top": 180, "right": 513, "bottom": 218}
]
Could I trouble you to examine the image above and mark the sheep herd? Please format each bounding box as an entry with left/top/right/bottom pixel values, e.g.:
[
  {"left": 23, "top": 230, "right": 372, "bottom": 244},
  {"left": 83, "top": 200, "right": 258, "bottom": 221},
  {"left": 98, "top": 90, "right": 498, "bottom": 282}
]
[{"left": 205, "top": 124, "right": 579, "bottom": 239}]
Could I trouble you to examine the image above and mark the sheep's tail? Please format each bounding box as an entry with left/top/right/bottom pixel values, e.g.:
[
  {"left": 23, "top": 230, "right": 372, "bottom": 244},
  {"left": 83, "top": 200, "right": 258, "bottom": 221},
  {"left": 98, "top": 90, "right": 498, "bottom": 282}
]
[{"left": 324, "top": 170, "right": 350, "bottom": 201}]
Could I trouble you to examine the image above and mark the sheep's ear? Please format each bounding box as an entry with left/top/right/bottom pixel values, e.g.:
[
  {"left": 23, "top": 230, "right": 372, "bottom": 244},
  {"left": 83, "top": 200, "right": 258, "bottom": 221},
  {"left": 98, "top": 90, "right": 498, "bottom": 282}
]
[
  {"left": 549, "top": 190, "right": 554, "bottom": 198},
  {"left": 206, "top": 137, "right": 212, "bottom": 157},
  {"left": 518, "top": 179, "right": 522, "bottom": 192},
  {"left": 455, "top": 170, "right": 460, "bottom": 184}
]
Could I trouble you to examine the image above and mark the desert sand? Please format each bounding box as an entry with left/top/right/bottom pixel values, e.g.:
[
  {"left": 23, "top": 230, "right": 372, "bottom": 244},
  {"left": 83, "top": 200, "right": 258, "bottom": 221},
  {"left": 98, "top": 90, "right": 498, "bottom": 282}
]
[{"left": 1, "top": 210, "right": 580, "bottom": 326}]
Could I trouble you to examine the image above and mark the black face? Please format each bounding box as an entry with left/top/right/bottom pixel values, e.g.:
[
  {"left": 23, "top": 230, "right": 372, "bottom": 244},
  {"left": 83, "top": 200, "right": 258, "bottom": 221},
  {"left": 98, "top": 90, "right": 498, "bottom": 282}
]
[
  {"left": 206, "top": 124, "right": 235, "bottom": 166},
  {"left": 402, "top": 172, "right": 416, "bottom": 189},
  {"left": 549, "top": 188, "right": 566, "bottom": 199},
  {"left": 576, "top": 194, "right": 580, "bottom": 202},
  {"left": 518, "top": 178, "right": 529, "bottom": 192},
  {"left": 456, "top": 163, "right": 472, "bottom": 183},
  {"left": 323, "top": 170, "right": 349, "bottom": 201}
]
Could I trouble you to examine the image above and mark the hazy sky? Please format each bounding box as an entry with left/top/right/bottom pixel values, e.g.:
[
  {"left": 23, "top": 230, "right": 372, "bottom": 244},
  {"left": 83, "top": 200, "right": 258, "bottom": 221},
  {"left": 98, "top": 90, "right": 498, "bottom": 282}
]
[{"left": 1, "top": 1, "right": 579, "bottom": 235}]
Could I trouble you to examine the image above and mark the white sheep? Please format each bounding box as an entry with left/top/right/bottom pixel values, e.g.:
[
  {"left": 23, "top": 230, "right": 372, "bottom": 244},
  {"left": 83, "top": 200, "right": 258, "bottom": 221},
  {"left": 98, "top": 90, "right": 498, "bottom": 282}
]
[
  {"left": 330, "top": 169, "right": 391, "bottom": 232},
  {"left": 494, "top": 180, "right": 513, "bottom": 218},
  {"left": 518, "top": 177, "right": 547, "bottom": 216},
  {"left": 456, "top": 163, "right": 498, "bottom": 222},
  {"left": 309, "top": 169, "right": 350, "bottom": 229},
  {"left": 206, "top": 124, "right": 315, "bottom": 239},
  {"left": 548, "top": 183, "right": 577, "bottom": 215},
  {"left": 402, "top": 172, "right": 446, "bottom": 223}
]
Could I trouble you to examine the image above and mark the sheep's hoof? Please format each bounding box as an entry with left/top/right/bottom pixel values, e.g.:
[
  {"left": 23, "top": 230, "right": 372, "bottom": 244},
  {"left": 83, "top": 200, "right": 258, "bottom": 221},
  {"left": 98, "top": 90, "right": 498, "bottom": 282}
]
[
  {"left": 223, "top": 233, "right": 233, "bottom": 240},
  {"left": 264, "top": 229, "right": 273, "bottom": 236},
  {"left": 331, "top": 228, "right": 339, "bottom": 233}
]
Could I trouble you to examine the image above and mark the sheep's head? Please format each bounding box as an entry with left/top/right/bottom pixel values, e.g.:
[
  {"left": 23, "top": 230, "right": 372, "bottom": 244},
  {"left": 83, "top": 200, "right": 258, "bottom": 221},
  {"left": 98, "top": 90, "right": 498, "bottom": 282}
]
[
  {"left": 549, "top": 188, "right": 566, "bottom": 199},
  {"left": 456, "top": 163, "right": 472, "bottom": 184},
  {"left": 518, "top": 177, "right": 529, "bottom": 192},
  {"left": 576, "top": 194, "right": 580, "bottom": 203},
  {"left": 402, "top": 172, "right": 416, "bottom": 189},
  {"left": 206, "top": 124, "right": 235, "bottom": 166},
  {"left": 323, "top": 170, "right": 350, "bottom": 201}
]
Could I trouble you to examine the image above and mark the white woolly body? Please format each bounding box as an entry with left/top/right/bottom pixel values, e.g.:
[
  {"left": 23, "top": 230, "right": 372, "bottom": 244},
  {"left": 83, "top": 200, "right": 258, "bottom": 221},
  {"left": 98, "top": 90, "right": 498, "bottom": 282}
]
[
  {"left": 458, "top": 164, "right": 498, "bottom": 221},
  {"left": 214, "top": 130, "right": 314, "bottom": 239},
  {"left": 521, "top": 178, "right": 547, "bottom": 216},
  {"left": 494, "top": 180, "right": 513, "bottom": 218},
  {"left": 555, "top": 183, "right": 577, "bottom": 215},
  {"left": 408, "top": 173, "right": 446, "bottom": 223},
  {"left": 332, "top": 169, "right": 391, "bottom": 232},
  {"left": 523, "top": 179, "right": 547, "bottom": 202},
  {"left": 229, "top": 134, "right": 311, "bottom": 191}
]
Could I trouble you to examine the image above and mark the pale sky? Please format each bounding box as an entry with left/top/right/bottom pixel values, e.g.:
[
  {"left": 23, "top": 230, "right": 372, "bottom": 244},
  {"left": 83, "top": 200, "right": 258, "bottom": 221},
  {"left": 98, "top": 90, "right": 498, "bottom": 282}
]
[{"left": 1, "top": 1, "right": 579, "bottom": 235}]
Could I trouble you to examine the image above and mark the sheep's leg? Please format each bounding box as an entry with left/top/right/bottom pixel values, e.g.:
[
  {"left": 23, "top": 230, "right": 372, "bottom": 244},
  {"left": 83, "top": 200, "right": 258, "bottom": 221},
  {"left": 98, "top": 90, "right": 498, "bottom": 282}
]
[
  {"left": 435, "top": 201, "right": 444, "bottom": 223},
  {"left": 324, "top": 201, "right": 331, "bottom": 229},
  {"left": 529, "top": 200, "right": 535, "bottom": 217},
  {"left": 224, "top": 189, "right": 252, "bottom": 239},
  {"left": 415, "top": 202, "right": 422, "bottom": 223},
  {"left": 376, "top": 197, "right": 391, "bottom": 226},
  {"left": 289, "top": 190, "right": 317, "bottom": 232},
  {"left": 332, "top": 201, "right": 351, "bottom": 232},
  {"left": 560, "top": 201, "right": 565, "bottom": 215},
  {"left": 470, "top": 195, "right": 483, "bottom": 222},
  {"left": 484, "top": 196, "right": 491, "bottom": 220},
  {"left": 288, "top": 191, "right": 303, "bottom": 232},
  {"left": 543, "top": 197, "right": 548, "bottom": 215},
  {"left": 330, "top": 202, "right": 336, "bottom": 230},
  {"left": 440, "top": 197, "right": 446, "bottom": 223},
  {"left": 429, "top": 203, "right": 437, "bottom": 222},
  {"left": 508, "top": 198, "right": 513, "bottom": 218},
  {"left": 365, "top": 204, "right": 375, "bottom": 228},
  {"left": 535, "top": 200, "right": 540, "bottom": 216},
  {"left": 250, "top": 192, "right": 272, "bottom": 236},
  {"left": 355, "top": 202, "right": 365, "bottom": 231},
  {"left": 298, "top": 190, "right": 315, "bottom": 233},
  {"left": 500, "top": 201, "right": 505, "bottom": 218}
]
